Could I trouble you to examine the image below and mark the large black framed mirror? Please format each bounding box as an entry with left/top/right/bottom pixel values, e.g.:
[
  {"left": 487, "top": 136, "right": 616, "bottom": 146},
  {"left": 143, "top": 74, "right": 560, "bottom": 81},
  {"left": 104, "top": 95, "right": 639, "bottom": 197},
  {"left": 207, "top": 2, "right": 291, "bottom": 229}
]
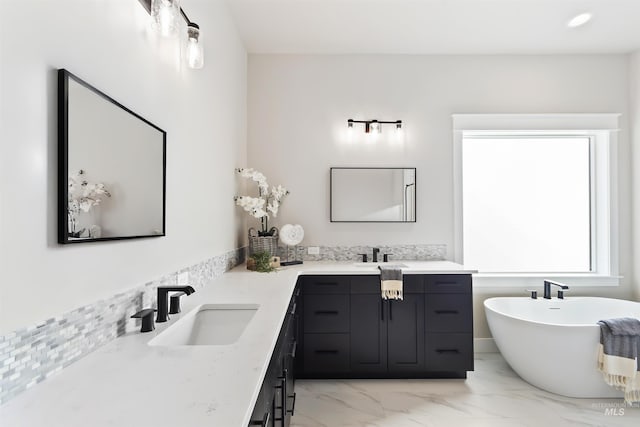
[
  {"left": 330, "top": 167, "right": 416, "bottom": 222},
  {"left": 58, "top": 69, "right": 166, "bottom": 244}
]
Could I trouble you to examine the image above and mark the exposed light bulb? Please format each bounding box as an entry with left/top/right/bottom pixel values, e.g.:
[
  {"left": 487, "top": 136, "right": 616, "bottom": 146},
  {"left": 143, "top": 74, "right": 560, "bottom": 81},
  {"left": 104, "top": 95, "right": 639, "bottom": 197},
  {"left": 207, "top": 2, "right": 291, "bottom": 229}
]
[
  {"left": 151, "top": 0, "right": 181, "bottom": 38},
  {"left": 346, "top": 120, "right": 355, "bottom": 141},
  {"left": 185, "top": 23, "right": 204, "bottom": 69},
  {"left": 370, "top": 120, "right": 381, "bottom": 134},
  {"left": 394, "top": 125, "right": 405, "bottom": 144},
  {"left": 567, "top": 13, "right": 592, "bottom": 28}
]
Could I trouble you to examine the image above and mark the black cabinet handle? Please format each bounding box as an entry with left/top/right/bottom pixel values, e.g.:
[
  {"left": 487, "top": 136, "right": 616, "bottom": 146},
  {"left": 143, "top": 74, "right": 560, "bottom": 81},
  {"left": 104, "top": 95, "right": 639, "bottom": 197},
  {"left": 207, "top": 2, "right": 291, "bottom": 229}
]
[
  {"left": 290, "top": 302, "right": 297, "bottom": 315},
  {"left": 315, "top": 349, "right": 338, "bottom": 354},
  {"left": 289, "top": 340, "right": 297, "bottom": 358},
  {"left": 287, "top": 392, "right": 297, "bottom": 415},
  {"left": 434, "top": 281, "right": 459, "bottom": 288},
  {"left": 436, "top": 349, "right": 460, "bottom": 354},
  {"left": 435, "top": 310, "right": 459, "bottom": 314},
  {"left": 314, "top": 310, "right": 339, "bottom": 315},
  {"left": 249, "top": 411, "right": 269, "bottom": 426}
]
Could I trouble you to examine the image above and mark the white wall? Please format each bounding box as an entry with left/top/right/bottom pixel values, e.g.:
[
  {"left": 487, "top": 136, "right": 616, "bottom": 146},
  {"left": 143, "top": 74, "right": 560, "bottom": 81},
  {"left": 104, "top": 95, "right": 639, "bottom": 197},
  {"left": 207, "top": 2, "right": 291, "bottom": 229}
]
[
  {"left": 248, "top": 54, "right": 633, "bottom": 337},
  {"left": 0, "top": 0, "right": 247, "bottom": 334},
  {"left": 631, "top": 50, "right": 640, "bottom": 301}
]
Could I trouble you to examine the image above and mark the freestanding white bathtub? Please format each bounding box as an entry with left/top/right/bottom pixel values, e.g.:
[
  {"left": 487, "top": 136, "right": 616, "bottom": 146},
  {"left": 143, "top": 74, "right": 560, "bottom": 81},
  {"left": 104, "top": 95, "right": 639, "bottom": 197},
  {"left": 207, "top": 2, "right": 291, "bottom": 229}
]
[{"left": 484, "top": 296, "right": 640, "bottom": 398}]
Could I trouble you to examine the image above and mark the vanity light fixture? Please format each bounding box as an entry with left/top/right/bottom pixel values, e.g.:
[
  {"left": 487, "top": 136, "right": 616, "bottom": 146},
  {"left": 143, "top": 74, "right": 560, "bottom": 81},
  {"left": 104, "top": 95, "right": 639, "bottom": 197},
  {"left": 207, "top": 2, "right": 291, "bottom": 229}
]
[
  {"left": 185, "top": 21, "right": 204, "bottom": 69},
  {"left": 150, "top": 0, "right": 181, "bottom": 38},
  {"left": 348, "top": 119, "right": 402, "bottom": 134},
  {"left": 140, "top": 0, "right": 204, "bottom": 69}
]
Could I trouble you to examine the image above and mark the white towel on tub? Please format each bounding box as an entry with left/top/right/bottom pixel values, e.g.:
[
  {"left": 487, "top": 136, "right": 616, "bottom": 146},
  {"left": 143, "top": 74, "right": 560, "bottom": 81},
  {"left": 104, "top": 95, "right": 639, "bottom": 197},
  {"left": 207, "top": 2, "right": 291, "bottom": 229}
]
[{"left": 597, "top": 318, "right": 640, "bottom": 404}]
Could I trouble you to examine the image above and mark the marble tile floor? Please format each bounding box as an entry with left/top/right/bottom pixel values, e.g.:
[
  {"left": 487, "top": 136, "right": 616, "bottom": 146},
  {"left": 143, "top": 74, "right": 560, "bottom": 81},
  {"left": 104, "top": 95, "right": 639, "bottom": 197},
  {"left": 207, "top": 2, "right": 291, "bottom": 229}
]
[{"left": 290, "top": 353, "right": 639, "bottom": 427}]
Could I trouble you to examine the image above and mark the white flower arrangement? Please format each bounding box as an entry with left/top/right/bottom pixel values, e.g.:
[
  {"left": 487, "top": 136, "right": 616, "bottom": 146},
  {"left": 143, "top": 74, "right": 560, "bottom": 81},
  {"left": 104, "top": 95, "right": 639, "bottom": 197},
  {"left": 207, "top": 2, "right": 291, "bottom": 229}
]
[
  {"left": 68, "top": 170, "right": 111, "bottom": 213},
  {"left": 234, "top": 168, "right": 289, "bottom": 236},
  {"left": 68, "top": 169, "right": 111, "bottom": 236}
]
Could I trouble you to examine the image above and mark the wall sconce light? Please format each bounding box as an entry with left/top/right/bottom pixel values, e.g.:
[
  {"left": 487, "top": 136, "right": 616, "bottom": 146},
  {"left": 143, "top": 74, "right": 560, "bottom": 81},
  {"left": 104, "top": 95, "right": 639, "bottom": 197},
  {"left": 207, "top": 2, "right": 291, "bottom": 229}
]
[
  {"left": 348, "top": 119, "right": 402, "bottom": 134},
  {"left": 140, "top": 0, "right": 204, "bottom": 69},
  {"left": 150, "top": 0, "right": 181, "bottom": 38},
  {"left": 185, "top": 22, "right": 204, "bottom": 69}
]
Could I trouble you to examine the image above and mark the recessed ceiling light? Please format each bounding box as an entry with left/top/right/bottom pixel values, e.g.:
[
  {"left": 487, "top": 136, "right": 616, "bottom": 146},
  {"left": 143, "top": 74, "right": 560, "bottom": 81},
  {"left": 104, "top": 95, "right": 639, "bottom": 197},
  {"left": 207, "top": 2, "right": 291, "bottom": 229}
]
[{"left": 568, "top": 13, "right": 592, "bottom": 28}]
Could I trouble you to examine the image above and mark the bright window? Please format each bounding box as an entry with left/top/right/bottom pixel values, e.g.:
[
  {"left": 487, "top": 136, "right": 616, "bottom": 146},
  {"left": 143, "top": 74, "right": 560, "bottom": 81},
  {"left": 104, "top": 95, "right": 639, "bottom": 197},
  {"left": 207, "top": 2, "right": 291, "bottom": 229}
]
[
  {"left": 452, "top": 114, "right": 620, "bottom": 285},
  {"left": 462, "top": 135, "right": 591, "bottom": 273}
]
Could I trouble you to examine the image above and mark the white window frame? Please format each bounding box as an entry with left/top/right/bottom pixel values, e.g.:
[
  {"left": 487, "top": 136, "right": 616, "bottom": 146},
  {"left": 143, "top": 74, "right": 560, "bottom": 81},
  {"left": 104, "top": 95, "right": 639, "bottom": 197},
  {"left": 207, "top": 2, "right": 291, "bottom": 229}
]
[{"left": 452, "top": 114, "right": 621, "bottom": 287}]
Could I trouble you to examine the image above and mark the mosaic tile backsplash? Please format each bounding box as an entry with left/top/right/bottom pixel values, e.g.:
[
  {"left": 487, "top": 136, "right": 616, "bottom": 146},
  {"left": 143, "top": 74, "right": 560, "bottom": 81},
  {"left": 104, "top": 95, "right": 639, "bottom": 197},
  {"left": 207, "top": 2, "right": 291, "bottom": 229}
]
[
  {"left": 280, "top": 244, "right": 447, "bottom": 262},
  {"left": 0, "top": 243, "right": 445, "bottom": 405},
  {"left": 0, "top": 247, "right": 245, "bottom": 405}
]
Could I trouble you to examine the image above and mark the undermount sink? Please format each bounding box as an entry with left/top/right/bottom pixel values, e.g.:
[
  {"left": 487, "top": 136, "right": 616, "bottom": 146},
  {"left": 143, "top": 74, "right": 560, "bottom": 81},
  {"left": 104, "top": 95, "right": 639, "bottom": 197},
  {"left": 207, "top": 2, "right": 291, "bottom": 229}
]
[
  {"left": 148, "top": 303, "right": 259, "bottom": 346},
  {"left": 352, "top": 262, "right": 408, "bottom": 268}
]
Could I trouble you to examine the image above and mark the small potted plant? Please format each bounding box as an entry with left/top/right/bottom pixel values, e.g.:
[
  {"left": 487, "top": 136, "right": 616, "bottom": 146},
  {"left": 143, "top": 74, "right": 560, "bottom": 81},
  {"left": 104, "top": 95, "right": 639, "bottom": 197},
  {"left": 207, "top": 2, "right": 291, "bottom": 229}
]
[
  {"left": 246, "top": 251, "right": 278, "bottom": 273},
  {"left": 234, "top": 168, "right": 289, "bottom": 257}
]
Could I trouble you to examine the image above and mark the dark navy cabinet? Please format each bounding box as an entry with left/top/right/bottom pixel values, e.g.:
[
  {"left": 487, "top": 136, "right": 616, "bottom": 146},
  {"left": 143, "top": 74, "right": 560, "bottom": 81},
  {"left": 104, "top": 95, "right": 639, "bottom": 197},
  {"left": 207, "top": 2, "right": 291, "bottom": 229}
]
[
  {"left": 387, "top": 293, "right": 425, "bottom": 373},
  {"left": 350, "top": 276, "right": 425, "bottom": 375},
  {"left": 350, "top": 293, "right": 387, "bottom": 373},
  {"left": 300, "top": 276, "right": 351, "bottom": 376},
  {"left": 249, "top": 287, "right": 299, "bottom": 427},
  {"left": 424, "top": 275, "right": 474, "bottom": 375},
  {"left": 298, "top": 273, "right": 473, "bottom": 379}
]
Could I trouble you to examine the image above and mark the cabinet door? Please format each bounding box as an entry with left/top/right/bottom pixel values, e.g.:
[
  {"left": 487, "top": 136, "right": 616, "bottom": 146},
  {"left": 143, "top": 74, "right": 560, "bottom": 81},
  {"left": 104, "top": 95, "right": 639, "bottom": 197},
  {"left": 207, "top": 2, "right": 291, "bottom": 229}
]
[
  {"left": 302, "top": 276, "right": 350, "bottom": 294},
  {"left": 424, "top": 275, "right": 471, "bottom": 294},
  {"left": 303, "top": 295, "right": 350, "bottom": 334},
  {"left": 425, "top": 294, "right": 473, "bottom": 333},
  {"left": 387, "top": 294, "right": 425, "bottom": 373},
  {"left": 425, "top": 333, "right": 474, "bottom": 371},
  {"left": 303, "top": 333, "right": 350, "bottom": 373},
  {"left": 350, "top": 294, "right": 387, "bottom": 373},
  {"left": 284, "top": 316, "right": 296, "bottom": 426}
]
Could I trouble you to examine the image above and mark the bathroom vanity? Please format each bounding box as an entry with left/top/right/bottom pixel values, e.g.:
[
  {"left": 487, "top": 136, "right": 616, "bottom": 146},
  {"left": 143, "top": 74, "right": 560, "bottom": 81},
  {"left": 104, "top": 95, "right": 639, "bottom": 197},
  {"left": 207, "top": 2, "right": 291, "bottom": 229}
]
[
  {"left": 298, "top": 273, "right": 473, "bottom": 379},
  {"left": 0, "top": 261, "right": 474, "bottom": 427},
  {"left": 248, "top": 265, "right": 474, "bottom": 426}
]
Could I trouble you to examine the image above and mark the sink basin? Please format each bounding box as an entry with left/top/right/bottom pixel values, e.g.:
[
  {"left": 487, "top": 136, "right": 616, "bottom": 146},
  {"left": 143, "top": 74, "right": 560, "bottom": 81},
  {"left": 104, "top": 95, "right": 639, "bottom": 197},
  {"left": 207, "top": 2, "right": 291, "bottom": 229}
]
[
  {"left": 352, "top": 263, "right": 408, "bottom": 268},
  {"left": 148, "top": 304, "right": 259, "bottom": 346}
]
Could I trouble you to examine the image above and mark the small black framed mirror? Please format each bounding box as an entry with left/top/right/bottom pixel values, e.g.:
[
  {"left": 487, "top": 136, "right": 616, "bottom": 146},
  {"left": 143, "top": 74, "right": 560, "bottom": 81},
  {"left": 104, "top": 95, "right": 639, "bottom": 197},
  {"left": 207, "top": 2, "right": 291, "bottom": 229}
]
[
  {"left": 330, "top": 167, "right": 416, "bottom": 222},
  {"left": 58, "top": 69, "right": 166, "bottom": 244}
]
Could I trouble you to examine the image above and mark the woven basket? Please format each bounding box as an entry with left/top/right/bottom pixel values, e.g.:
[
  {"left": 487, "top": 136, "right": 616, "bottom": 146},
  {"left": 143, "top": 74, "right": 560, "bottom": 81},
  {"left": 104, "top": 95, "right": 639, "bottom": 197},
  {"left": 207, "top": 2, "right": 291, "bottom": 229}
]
[{"left": 248, "top": 227, "right": 279, "bottom": 257}]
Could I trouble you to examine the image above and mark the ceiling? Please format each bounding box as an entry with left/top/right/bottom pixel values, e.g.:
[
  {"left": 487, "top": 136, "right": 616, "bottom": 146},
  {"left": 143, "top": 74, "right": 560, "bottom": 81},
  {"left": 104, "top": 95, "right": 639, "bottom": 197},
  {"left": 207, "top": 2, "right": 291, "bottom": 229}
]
[{"left": 222, "top": 0, "right": 640, "bottom": 54}]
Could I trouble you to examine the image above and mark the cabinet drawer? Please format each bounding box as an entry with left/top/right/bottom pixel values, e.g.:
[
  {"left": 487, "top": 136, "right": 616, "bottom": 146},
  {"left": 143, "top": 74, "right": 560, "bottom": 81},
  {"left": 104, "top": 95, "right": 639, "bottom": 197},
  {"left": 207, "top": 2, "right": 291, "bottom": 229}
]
[
  {"left": 425, "top": 333, "right": 474, "bottom": 371},
  {"left": 425, "top": 275, "right": 471, "bottom": 294},
  {"left": 350, "top": 274, "right": 423, "bottom": 294},
  {"left": 302, "top": 276, "right": 350, "bottom": 294},
  {"left": 304, "top": 295, "right": 350, "bottom": 333},
  {"left": 350, "top": 275, "right": 378, "bottom": 294},
  {"left": 303, "top": 333, "right": 350, "bottom": 373},
  {"left": 425, "top": 294, "right": 472, "bottom": 332}
]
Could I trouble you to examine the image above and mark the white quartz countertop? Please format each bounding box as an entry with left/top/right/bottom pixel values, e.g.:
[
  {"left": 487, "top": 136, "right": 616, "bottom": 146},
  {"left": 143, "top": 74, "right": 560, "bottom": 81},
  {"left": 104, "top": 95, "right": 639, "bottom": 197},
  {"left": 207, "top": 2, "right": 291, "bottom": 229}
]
[{"left": 0, "top": 261, "right": 474, "bottom": 427}]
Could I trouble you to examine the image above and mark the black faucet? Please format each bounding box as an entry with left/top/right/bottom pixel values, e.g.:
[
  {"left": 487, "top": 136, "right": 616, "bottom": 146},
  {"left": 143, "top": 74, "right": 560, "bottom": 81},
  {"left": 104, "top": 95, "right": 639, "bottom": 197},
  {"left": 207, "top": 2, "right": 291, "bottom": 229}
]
[
  {"left": 156, "top": 286, "right": 195, "bottom": 322},
  {"left": 372, "top": 247, "right": 380, "bottom": 263},
  {"left": 543, "top": 280, "right": 569, "bottom": 299}
]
